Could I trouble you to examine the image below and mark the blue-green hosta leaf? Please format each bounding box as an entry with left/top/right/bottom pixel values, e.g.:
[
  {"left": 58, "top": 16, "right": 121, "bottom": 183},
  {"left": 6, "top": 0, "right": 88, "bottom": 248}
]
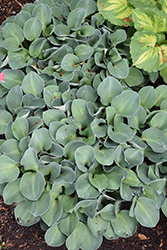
[
  {"left": 124, "top": 67, "right": 144, "bottom": 87},
  {"left": 29, "top": 128, "right": 52, "bottom": 153},
  {"left": 2, "top": 69, "right": 25, "bottom": 89},
  {"left": 114, "top": 145, "right": 128, "bottom": 168},
  {"left": 80, "top": 225, "right": 102, "bottom": 250},
  {"left": 120, "top": 183, "right": 133, "bottom": 201},
  {"left": 42, "top": 195, "right": 63, "bottom": 226},
  {"left": 97, "top": 76, "right": 122, "bottom": 106},
  {"left": 111, "top": 90, "right": 140, "bottom": 118},
  {"left": 132, "top": 8, "right": 167, "bottom": 33},
  {"left": 76, "top": 0, "right": 97, "bottom": 17},
  {"left": 108, "top": 123, "right": 134, "bottom": 144},
  {"left": 23, "top": 17, "right": 43, "bottom": 41},
  {"left": 110, "top": 29, "right": 127, "bottom": 46},
  {"left": 74, "top": 200, "right": 97, "bottom": 218},
  {"left": 29, "top": 37, "right": 46, "bottom": 57},
  {"left": 54, "top": 24, "right": 70, "bottom": 36},
  {"left": 162, "top": 198, "right": 167, "bottom": 216},
  {"left": 21, "top": 147, "right": 39, "bottom": 171},
  {"left": 107, "top": 59, "right": 129, "bottom": 79},
  {"left": 0, "top": 139, "right": 21, "bottom": 162},
  {"left": 137, "top": 164, "right": 151, "bottom": 185},
  {"left": 160, "top": 66, "right": 167, "bottom": 83},
  {"left": 97, "top": 0, "right": 133, "bottom": 27},
  {"left": 124, "top": 148, "right": 144, "bottom": 169},
  {"left": 67, "top": 8, "right": 86, "bottom": 30},
  {"left": 56, "top": 124, "right": 80, "bottom": 146},
  {"left": 0, "top": 155, "right": 19, "bottom": 184},
  {"left": 76, "top": 85, "right": 98, "bottom": 102},
  {"left": 43, "top": 109, "right": 66, "bottom": 126},
  {"left": 22, "top": 71, "right": 44, "bottom": 97},
  {"left": 89, "top": 173, "right": 108, "bottom": 193},
  {"left": 6, "top": 85, "right": 23, "bottom": 113},
  {"left": 130, "top": 31, "right": 167, "bottom": 72},
  {"left": 150, "top": 111, "right": 167, "bottom": 130},
  {"left": 78, "top": 24, "right": 95, "bottom": 37},
  {"left": 14, "top": 11, "right": 31, "bottom": 28},
  {"left": 128, "top": 106, "right": 147, "bottom": 130},
  {"left": 74, "top": 44, "right": 94, "bottom": 61},
  {"left": 155, "top": 85, "right": 167, "bottom": 106},
  {"left": 14, "top": 201, "right": 40, "bottom": 227},
  {"left": 3, "top": 179, "right": 24, "bottom": 205},
  {"left": 149, "top": 178, "right": 166, "bottom": 194},
  {"left": 142, "top": 127, "right": 167, "bottom": 153},
  {"left": 106, "top": 166, "right": 127, "bottom": 190},
  {"left": 61, "top": 54, "right": 79, "bottom": 71},
  {"left": 43, "top": 85, "right": 60, "bottom": 108},
  {"left": 111, "top": 210, "right": 137, "bottom": 238},
  {"left": 97, "top": 204, "right": 116, "bottom": 221},
  {"left": 32, "top": 3, "right": 52, "bottom": 29},
  {"left": 88, "top": 215, "right": 110, "bottom": 237},
  {"left": 8, "top": 48, "right": 33, "bottom": 69},
  {"left": 103, "top": 223, "right": 119, "bottom": 240},
  {"left": 64, "top": 141, "right": 86, "bottom": 163},
  {"left": 52, "top": 166, "right": 76, "bottom": 184},
  {"left": 123, "top": 169, "right": 141, "bottom": 187},
  {"left": 138, "top": 86, "right": 157, "bottom": 109},
  {"left": 45, "top": 223, "right": 67, "bottom": 247},
  {"left": 71, "top": 99, "right": 87, "bottom": 123},
  {"left": 22, "top": 3, "right": 35, "bottom": 14},
  {"left": 75, "top": 145, "right": 94, "bottom": 172},
  {"left": 20, "top": 171, "right": 45, "bottom": 201},
  {"left": 66, "top": 221, "right": 87, "bottom": 250},
  {"left": 26, "top": 191, "right": 51, "bottom": 216},
  {"left": 12, "top": 117, "right": 28, "bottom": 140},
  {"left": 94, "top": 145, "right": 115, "bottom": 166},
  {"left": 59, "top": 212, "right": 79, "bottom": 236},
  {"left": 75, "top": 173, "right": 99, "bottom": 199},
  {"left": 91, "top": 118, "right": 107, "bottom": 138},
  {"left": 134, "top": 197, "right": 159, "bottom": 227},
  {"left": 3, "top": 23, "right": 24, "bottom": 44}
]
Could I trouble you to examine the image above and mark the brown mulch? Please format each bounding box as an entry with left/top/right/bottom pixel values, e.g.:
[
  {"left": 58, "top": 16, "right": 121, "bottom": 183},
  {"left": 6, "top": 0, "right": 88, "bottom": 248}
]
[{"left": 0, "top": 0, "right": 167, "bottom": 249}]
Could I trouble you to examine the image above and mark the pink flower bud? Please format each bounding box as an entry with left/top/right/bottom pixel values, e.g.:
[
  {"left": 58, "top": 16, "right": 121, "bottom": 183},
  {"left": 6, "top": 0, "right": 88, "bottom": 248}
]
[{"left": 0, "top": 72, "right": 4, "bottom": 81}]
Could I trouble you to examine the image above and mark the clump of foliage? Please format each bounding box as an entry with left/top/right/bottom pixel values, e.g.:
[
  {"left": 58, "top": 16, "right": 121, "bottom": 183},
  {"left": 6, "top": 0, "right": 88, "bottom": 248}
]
[
  {"left": 0, "top": 0, "right": 167, "bottom": 249},
  {"left": 97, "top": 0, "right": 167, "bottom": 83}
]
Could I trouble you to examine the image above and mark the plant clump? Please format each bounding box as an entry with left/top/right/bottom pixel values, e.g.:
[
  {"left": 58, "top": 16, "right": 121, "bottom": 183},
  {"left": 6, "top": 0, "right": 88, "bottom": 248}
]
[{"left": 0, "top": 0, "right": 167, "bottom": 249}]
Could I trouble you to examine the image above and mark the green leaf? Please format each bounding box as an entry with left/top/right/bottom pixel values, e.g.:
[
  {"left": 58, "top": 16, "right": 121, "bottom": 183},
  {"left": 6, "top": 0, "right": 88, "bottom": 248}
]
[
  {"left": 29, "top": 128, "right": 52, "bottom": 153},
  {"left": 124, "top": 67, "right": 144, "bottom": 87},
  {"left": 67, "top": 8, "right": 86, "bottom": 30},
  {"left": 14, "top": 201, "right": 40, "bottom": 226},
  {"left": 3, "top": 23, "right": 24, "bottom": 44},
  {"left": 75, "top": 173, "right": 99, "bottom": 199},
  {"left": 22, "top": 71, "right": 44, "bottom": 97},
  {"left": 89, "top": 173, "right": 108, "bottom": 192},
  {"left": 45, "top": 223, "right": 66, "bottom": 247},
  {"left": 8, "top": 48, "right": 33, "bottom": 69},
  {"left": 128, "top": 106, "right": 147, "bottom": 130},
  {"left": 23, "top": 17, "right": 43, "bottom": 41},
  {"left": 130, "top": 31, "right": 167, "bottom": 72},
  {"left": 76, "top": 0, "right": 97, "bottom": 17},
  {"left": 66, "top": 221, "right": 87, "bottom": 250},
  {"left": 29, "top": 38, "right": 46, "bottom": 57},
  {"left": 0, "top": 110, "right": 12, "bottom": 134},
  {"left": 21, "top": 147, "right": 39, "bottom": 171},
  {"left": 111, "top": 90, "right": 140, "bottom": 118},
  {"left": 59, "top": 212, "right": 79, "bottom": 236},
  {"left": 110, "top": 29, "right": 127, "bottom": 46},
  {"left": 74, "top": 200, "right": 97, "bottom": 218},
  {"left": 76, "top": 85, "right": 97, "bottom": 102},
  {"left": 123, "top": 169, "right": 141, "bottom": 186},
  {"left": 162, "top": 198, "right": 167, "bottom": 216},
  {"left": 132, "top": 8, "right": 167, "bottom": 33},
  {"left": 56, "top": 124, "right": 79, "bottom": 146},
  {"left": 97, "top": 76, "right": 122, "bottom": 106},
  {"left": 120, "top": 183, "right": 132, "bottom": 201},
  {"left": 108, "top": 123, "right": 134, "bottom": 143},
  {"left": 94, "top": 145, "right": 115, "bottom": 165},
  {"left": 138, "top": 86, "right": 157, "bottom": 109},
  {"left": 61, "top": 54, "right": 79, "bottom": 71},
  {"left": 155, "top": 85, "right": 167, "bottom": 106},
  {"left": 32, "top": 3, "right": 52, "bottom": 29},
  {"left": 103, "top": 223, "right": 119, "bottom": 240},
  {"left": 150, "top": 111, "right": 167, "bottom": 131},
  {"left": 128, "top": 0, "right": 158, "bottom": 8},
  {"left": 2, "top": 69, "right": 25, "bottom": 89},
  {"left": 3, "top": 179, "right": 24, "bottom": 205},
  {"left": 6, "top": 86, "right": 23, "bottom": 113},
  {"left": 42, "top": 196, "right": 63, "bottom": 226},
  {"left": 14, "top": 11, "right": 31, "bottom": 28},
  {"left": 134, "top": 197, "right": 159, "bottom": 227},
  {"left": 107, "top": 59, "right": 129, "bottom": 79},
  {"left": 75, "top": 145, "right": 94, "bottom": 172},
  {"left": 80, "top": 225, "right": 102, "bottom": 250},
  {"left": 74, "top": 44, "right": 94, "bottom": 61},
  {"left": 97, "top": 0, "right": 133, "bottom": 27},
  {"left": 12, "top": 117, "right": 28, "bottom": 140},
  {"left": 106, "top": 167, "right": 127, "bottom": 190},
  {"left": 91, "top": 118, "right": 107, "bottom": 138},
  {"left": 142, "top": 127, "right": 167, "bottom": 153},
  {"left": 97, "top": 204, "right": 116, "bottom": 221},
  {"left": 71, "top": 99, "right": 87, "bottom": 123},
  {"left": 124, "top": 148, "right": 144, "bottom": 169},
  {"left": 0, "top": 139, "right": 21, "bottom": 162},
  {"left": 20, "top": 171, "right": 45, "bottom": 201},
  {"left": 111, "top": 210, "right": 137, "bottom": 238},
  {"left": 26, "top": 191, "right": 51, "bottom": 216},
  {"left": 54, "top": 24, "right": 70, "bottom": 36},
  {"left": 43, "top": 109, "right": 65, "bottom": 126},
  {"left": 88, "top": 215, "right": 110, "bottom": 237},
  {"left": 0, "top": 155, "right": 19, "bottom": 184},
  {"left": 78, "top": 24, "right": 95, "bottom": 37}
]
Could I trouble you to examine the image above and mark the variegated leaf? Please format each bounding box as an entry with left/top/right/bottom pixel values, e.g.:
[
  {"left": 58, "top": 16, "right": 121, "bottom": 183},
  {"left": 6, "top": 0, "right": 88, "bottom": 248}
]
[
  {"left": 130, "top": 31, "right": 167, "bottom": 72},
  {"left": 159, "top": 0, "right": 167, "bottom": 14},
  {"left": 97, "top": 0, "right": 133, "bottom": 26},
  {"left": 132, "top": 8, "right": 167, "bottom": 33},
  {"left": 128, "top": 0, "right": 158, "bottom": 8}
]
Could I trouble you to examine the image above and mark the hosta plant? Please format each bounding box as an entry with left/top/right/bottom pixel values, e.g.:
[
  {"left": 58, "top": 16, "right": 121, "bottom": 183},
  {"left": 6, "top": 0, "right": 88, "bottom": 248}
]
[
  {"left": 97, "top": 0, "right": 167, "bottom": 83},
  {"left": 0, "top": 0, "right": 167, "bottom": 249}
]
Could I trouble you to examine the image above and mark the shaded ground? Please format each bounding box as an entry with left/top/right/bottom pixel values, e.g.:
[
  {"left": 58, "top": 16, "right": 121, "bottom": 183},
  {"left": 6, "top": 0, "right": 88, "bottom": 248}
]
[{"left": 0, "top": 0, "right": 167, "bottom": 249}]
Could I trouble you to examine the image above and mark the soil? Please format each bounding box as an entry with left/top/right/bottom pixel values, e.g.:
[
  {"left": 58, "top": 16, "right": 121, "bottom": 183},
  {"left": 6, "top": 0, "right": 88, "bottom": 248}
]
[{"left": 0, "top": 0, "right": 167, "bottom": 249}]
